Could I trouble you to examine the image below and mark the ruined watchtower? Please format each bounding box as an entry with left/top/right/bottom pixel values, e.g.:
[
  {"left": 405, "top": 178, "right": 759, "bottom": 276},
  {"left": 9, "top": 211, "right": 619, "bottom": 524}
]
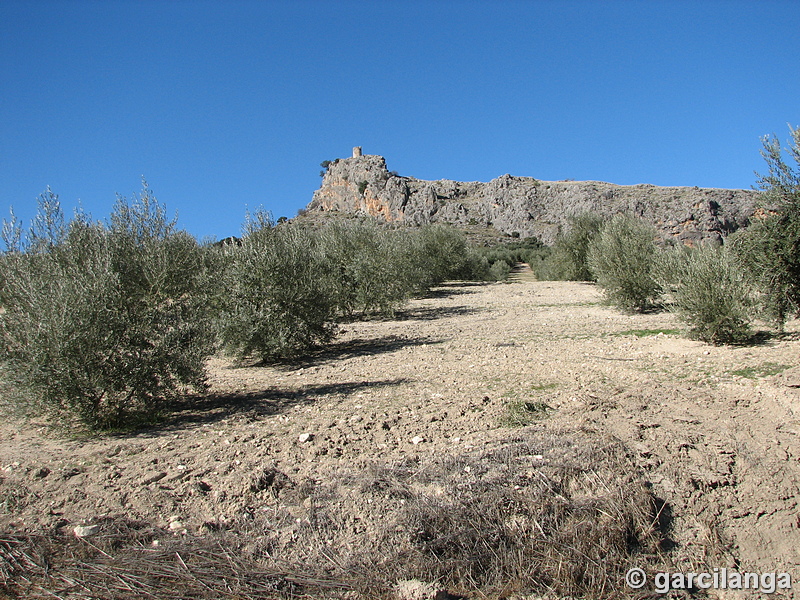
[{"left": 352, "top": 146, "right": 362, "bottom": 158}]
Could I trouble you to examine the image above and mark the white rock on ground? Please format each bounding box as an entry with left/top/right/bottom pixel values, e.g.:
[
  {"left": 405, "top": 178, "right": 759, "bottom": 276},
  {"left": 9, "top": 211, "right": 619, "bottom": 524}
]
[{"left": 73, "top": 525, "right": 101, "bottom": 537}]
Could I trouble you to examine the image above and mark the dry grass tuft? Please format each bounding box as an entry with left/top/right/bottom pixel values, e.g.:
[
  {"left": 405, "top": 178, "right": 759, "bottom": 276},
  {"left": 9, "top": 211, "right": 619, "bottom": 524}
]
[
  {"left": 0, "top": 517, "right": 348, "bottom": 599},
  {"left": 1, "top": 428, "right": 669, "bottom": 599}
]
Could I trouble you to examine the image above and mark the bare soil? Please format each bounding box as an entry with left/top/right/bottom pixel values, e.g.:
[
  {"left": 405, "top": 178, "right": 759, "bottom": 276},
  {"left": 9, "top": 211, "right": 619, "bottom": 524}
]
[{"left": 2, "top": 273, "right": 800, "bottom": 598}]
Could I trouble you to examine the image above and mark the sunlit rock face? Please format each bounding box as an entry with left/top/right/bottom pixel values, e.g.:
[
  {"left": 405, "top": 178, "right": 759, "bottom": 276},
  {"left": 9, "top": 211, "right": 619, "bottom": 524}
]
[{"left": 309, "top": 153, "right": 760, "bottom": 245}]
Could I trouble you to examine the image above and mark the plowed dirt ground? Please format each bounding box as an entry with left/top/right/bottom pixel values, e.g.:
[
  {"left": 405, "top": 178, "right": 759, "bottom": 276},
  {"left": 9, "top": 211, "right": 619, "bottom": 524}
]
[{"left": 2, "top": 272, "right": 800, "bottom": 598}]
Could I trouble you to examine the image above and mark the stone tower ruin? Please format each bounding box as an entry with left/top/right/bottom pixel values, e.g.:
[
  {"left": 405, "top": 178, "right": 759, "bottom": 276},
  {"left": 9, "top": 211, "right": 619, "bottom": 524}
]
[{"left": 352, "top": 146, "right": 362, "bottom": 158}]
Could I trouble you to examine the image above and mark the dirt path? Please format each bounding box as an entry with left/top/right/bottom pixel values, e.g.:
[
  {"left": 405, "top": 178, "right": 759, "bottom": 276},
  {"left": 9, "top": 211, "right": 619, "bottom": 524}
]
[
  {"left": 2, "top": 279, "right": 800, "bottom": 596},
  {"left": 508, "top": 261, "right": 536, "bottom": 283}
]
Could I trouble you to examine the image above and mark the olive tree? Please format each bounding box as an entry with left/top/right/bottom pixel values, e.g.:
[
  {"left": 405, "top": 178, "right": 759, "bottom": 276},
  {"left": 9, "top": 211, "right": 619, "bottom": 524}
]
[
  {"left": 0, "top": 185, "right": 215, "bottom": 429},
  {"left": 730, "top": 124, "right": 800, "bottom": 329},
  {"left": 588, "top": 214, "right": 661, "bottom": 311}
]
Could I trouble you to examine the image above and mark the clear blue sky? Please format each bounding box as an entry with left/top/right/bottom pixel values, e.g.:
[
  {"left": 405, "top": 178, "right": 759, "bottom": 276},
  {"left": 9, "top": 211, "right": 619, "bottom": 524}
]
[{"left": 2, "top": 0, "right": 798, "bottom": 241}]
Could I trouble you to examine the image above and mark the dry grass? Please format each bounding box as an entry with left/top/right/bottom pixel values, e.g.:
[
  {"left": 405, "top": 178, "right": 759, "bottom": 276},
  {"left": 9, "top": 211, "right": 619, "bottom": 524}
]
[
  {"left": 1, "top": 427, "right": 670, "bottom": 599},
  {"left": 0, "top": 518, "right": 348, "bottom": 599}
]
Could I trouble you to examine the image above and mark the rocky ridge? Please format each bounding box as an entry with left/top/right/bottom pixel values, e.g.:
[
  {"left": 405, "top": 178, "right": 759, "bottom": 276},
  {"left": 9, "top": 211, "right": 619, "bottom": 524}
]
[{"left": 309, "top": 152, "right": 761, "bottom": 245}]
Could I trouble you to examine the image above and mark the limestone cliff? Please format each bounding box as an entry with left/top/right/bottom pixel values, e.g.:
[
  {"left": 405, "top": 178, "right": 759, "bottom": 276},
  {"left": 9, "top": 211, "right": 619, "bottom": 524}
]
[{"left": 308, "top": 153, "right": 760, "bottom": 245}]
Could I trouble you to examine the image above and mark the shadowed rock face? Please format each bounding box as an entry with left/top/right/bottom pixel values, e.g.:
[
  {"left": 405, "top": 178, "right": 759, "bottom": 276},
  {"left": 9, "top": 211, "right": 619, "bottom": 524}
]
[{"left": 309, "top": 154, "right": 761, "bottom": 245}]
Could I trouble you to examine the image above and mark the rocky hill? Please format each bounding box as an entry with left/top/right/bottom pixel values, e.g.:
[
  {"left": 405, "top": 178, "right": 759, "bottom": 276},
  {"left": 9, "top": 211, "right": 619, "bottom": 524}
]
[{"left": 308, "top": 149, "right": 761, "bottom": 245}]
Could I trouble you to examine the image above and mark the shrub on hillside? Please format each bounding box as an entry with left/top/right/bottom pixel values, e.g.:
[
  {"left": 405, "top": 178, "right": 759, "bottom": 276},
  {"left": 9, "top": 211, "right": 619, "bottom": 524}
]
[
  {"left": 456, "top": 249, "right": 494, "bottom": 281},
  {"left": 319, "top": 221, "right": 492, "bottom": 315},
  {"left": 479, "top": 241, "right": 529, "bottom": 268},
  {"left": 730, "top": 125, "right": 800, "bottom": 329},
  {"left": 317, "top": 220, "right": 416, "bottom": 317},
  {"left": 216, "top": 211, "right": 338, "bottom": 361},
  {"left": 216, "top": 220, "right": 490, "bottom": 361},
  {"left": 588, "top": 214, "right": 661, "bottom": 311},
  {"left": 521, "top": 243, "right": 551, "bottom": 273},
  {"left": 0, "top": 186, "right": 215, "bottom": 429},
  {"left": 533, "top": 213, "right": 604, "bottom": 281},
  {"left": 409, "top": 225, "right": 472, "bottom": 288},
  {"left": 529, "top": 253, "right": 562, "bottom": 281},
  {"left": 489, "top": 259, "right": 511, "bottom": 281},
  {"left": 658, "top": 244, "right": 754, "bottom": 344}
]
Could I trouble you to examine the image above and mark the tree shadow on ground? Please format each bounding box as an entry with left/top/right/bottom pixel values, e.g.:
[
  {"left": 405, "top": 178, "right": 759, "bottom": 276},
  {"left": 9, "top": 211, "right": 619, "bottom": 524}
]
[
  {"left": 746, "top": 330, "right": 784, "bottom": 346},
  {"left": 719, "top": 329, "right": 793, "bottom": 347},
  {"left": 764, "top": 330, "right": 800, "bottom": 343},
  {"left": 422, "top": 281, "right": 484, "bottom": 299},
  {"left": 391, "top": 305, "right": 482, "bottom": 321},
  {"left": 122, "top": 335, "right": 434, "bottom": 433},
  {"left": 266, "top": 334, "right": 443, "bottom": 370},
  {"left": 156, "top": 377, "right": 411, "bottom": 431}
]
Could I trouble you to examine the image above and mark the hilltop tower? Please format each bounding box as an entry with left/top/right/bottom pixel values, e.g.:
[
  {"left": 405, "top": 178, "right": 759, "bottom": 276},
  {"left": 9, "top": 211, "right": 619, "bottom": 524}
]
[{"left": 352, "top": 146, "right": 362, "bottom": 158}]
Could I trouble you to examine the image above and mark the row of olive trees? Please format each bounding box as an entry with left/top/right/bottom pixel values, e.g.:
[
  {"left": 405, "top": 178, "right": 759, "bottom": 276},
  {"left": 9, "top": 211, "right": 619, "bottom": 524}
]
[
  {"left": 536, "top": 209, "right": 793, "bottom": 345},
  {"left": 469, "top": 236, "right": 551, "bottom": 282},
  {"left": 533, "top": 125, "right": 800, "bottom": 345},
  {"left": 582, "top": 214, "right": 756, "bottom": 344},
  {"left": 215, "top": 215, "right": 484, "bottom": 362},
  {"left": 0, "top": 197, "right": 481, "bottom": 429}
]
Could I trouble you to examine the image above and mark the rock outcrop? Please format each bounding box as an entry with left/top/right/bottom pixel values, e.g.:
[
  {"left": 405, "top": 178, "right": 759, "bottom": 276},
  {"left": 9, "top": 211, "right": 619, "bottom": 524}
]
[{"left": 308, "top": 153, "right": 761, "bottom": 245}]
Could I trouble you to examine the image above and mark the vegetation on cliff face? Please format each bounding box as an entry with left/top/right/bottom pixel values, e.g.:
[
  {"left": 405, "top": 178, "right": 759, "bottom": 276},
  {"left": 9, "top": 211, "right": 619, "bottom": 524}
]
[{"left": 309, "top": 152, "right": 759, "bottom": 246}]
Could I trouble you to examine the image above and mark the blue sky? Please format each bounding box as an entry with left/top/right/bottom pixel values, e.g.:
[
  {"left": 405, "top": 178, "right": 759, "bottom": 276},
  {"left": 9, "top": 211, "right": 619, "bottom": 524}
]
[{"left": 1, "top": 0, "right": 798, "bottom": 241}]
